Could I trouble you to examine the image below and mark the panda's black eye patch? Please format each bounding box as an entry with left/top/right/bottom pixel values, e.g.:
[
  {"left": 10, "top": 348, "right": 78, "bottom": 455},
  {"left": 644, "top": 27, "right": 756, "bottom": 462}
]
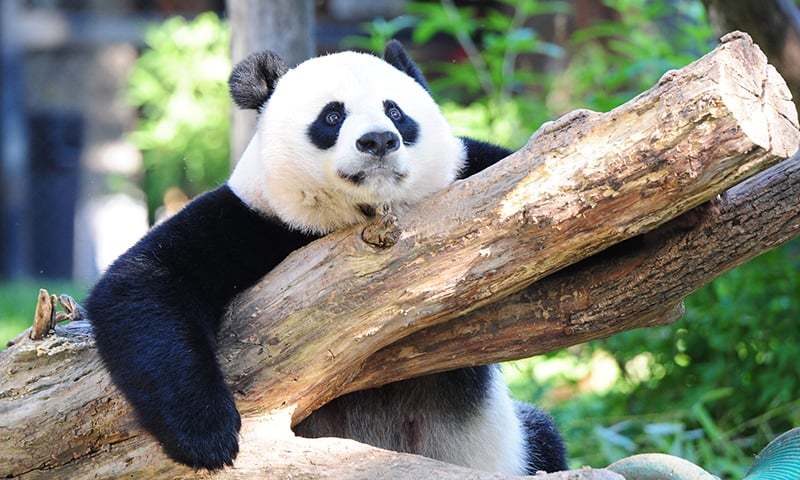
[
  {"left": 384, "top": 100, "right": 419, "bottom": 146},
  {"left": 308, "top": 101, "right": 346, "bottom": 150}
]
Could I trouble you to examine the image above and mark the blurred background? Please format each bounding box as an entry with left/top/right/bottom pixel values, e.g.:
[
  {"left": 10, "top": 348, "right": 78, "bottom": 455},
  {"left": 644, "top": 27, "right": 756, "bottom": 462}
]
[{"left": 0, "top": 0, "right": 798, "bottom": 476}]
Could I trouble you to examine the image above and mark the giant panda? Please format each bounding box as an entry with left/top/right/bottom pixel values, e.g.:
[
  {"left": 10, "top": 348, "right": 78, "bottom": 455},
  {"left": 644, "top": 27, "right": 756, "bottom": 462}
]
[{"left": 86, "top": 40, "right": 567, "bottom": 474}]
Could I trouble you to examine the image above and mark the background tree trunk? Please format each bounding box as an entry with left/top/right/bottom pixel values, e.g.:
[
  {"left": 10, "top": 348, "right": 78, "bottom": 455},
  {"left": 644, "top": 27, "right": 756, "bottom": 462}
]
[
  {"left": 703, "top": 0, "right": 800, "bottom": 111},
  {"left": 0, "top": 0, "right": 31, "bottom": 278},
  {"left": 0, "top": 33, "right": 798, "bottom": 479},
  {"left": 226, "top": 0, "right": 315, "bottom": 162}
]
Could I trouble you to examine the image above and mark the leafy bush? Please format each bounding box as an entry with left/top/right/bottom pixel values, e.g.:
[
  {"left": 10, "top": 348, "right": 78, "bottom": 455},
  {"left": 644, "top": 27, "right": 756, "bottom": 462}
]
[
  {"left": 126, "top": 13, "right": 231, "bottom": 219},
  {"left": 552, "top": 0, "right": 712, "bottom": 112}
]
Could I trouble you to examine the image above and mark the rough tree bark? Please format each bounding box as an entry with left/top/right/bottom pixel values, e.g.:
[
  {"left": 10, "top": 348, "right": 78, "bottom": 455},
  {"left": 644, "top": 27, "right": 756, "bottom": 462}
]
[{"left": 1, "top": 33, "right": 798, "bottom": 479}]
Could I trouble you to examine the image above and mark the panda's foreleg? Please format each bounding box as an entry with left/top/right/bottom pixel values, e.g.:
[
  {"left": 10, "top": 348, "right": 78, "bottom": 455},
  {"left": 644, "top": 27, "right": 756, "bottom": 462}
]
[
  {"left": 87, "top": 274, "right": 241, "bottom": 470},
  {"left": 87, "top": 185, "right": 318, "bottom": 470}
]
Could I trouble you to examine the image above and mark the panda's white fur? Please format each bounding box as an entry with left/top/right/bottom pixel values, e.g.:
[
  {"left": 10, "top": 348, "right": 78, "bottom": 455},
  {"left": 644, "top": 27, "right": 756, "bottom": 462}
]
[
  {"left": 229, "top": 51, "right": 530, "bottom": 475},
  {"left": 230, "top": 51, "right": 466, "bottom": 234},
  {"left": 451, "top": 374, "right": 529, "bottom": 474},
  {"left": 294, "top": 366, "right": 530, "bottom": 475}
]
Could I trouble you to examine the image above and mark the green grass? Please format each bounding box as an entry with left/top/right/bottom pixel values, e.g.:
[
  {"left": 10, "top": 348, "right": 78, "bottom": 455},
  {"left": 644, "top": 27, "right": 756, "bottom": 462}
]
[{"left": 0, "top": 281, "right": 88, "bottom": 348}]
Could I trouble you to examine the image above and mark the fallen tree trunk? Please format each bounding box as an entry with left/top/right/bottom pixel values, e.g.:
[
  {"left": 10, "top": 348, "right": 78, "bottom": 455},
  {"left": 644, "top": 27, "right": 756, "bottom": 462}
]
[
  {"left": 1, "top": 32, "right": 798, "bottom": 479},
  {"left": 348, "top": 151, "right": 800, "bottom": 393}
]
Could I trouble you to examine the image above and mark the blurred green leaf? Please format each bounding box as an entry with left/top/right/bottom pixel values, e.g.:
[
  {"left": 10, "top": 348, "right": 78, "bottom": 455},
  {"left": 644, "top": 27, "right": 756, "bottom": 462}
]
[{"left": 126, "top": 13, "right": 231, "bottom": 220}]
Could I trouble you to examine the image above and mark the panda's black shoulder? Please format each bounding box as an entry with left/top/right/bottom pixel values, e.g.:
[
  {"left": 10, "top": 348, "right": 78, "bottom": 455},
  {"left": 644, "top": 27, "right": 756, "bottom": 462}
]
[
  {"left": 89, "top": 185, "right": 318, "bottom": 311},
  {"left": 458, "top": 137, "right": 513, "bottom": 179}
]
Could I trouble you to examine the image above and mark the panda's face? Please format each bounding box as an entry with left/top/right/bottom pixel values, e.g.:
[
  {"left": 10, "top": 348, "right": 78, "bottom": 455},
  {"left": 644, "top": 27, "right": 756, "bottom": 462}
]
[{"left": 229, "top": 51, "right": 465, "bottom": 234}]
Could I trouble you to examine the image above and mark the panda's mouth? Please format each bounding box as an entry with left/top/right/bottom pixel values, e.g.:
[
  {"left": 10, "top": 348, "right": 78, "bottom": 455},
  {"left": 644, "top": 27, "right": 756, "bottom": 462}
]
[
  {"left": 338, "top": 170, "right": 367, "bottom": 184},
  {"left": 337, "top": 167, "right": 407, "bottom": 186}
]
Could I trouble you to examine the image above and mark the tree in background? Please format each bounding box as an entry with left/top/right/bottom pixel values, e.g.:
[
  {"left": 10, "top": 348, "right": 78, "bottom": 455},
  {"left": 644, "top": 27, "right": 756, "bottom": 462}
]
[{"left": 126, "top": 13, "right": 231, "bottom": 221}]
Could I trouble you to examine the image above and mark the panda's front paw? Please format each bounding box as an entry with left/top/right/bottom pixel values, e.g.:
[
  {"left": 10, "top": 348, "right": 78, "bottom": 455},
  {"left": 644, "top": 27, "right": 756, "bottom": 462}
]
[{"left": 160, "top": 394, "right": 242, "bottom": 470}]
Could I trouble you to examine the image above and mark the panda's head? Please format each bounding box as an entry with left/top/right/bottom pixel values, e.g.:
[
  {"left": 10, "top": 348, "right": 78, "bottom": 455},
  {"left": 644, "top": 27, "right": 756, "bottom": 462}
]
[{"left": 227, "top": 41, "right": 465, "bottom": 234}]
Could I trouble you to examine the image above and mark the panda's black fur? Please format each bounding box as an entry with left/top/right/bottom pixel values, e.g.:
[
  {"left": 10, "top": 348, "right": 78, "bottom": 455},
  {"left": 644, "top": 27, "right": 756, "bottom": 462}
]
[
  {"left": 87, "top": 186, "right": 318, "bottom": 468},
  {"left": 87, "top": 41, "right": 566, "bottom": 473}
]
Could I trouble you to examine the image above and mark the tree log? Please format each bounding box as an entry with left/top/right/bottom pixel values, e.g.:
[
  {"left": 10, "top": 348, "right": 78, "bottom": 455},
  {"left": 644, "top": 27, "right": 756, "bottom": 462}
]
[
  {"left": 1, "top": 33, "right": 798, "bottom": 479},
  {"left": 347, "top": 151, "right": 800, "bottom": 393}
]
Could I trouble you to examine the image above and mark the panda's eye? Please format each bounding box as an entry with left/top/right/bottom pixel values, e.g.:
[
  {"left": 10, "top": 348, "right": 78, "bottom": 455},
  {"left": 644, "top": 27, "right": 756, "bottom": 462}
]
[
  {"left": 387, "top": 106, "right": 403, "bottom": 121},
  {"left": 325, "top": 111, "right": 342, "bottom": 125}
]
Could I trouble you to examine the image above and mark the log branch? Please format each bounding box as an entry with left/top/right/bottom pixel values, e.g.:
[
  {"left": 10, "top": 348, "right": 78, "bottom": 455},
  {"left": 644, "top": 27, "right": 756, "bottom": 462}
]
[
  {"left": 348, "top": 153, "right": 800, "bottom": 392},
  {"left": 1, "top": 33, "right": 798, "bottom": 479}
]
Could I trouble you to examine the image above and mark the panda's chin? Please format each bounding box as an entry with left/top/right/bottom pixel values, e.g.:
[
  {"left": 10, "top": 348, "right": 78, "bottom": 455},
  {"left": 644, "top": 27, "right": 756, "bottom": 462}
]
[{"left": 334, "top": 170, "right": 409, "bottom": 209}]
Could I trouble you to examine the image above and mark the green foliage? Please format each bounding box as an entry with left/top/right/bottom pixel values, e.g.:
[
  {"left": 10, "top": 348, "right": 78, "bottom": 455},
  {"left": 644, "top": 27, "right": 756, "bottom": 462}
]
[
  {"left": 126, "top": 13, "right": 231, "bottom": 219},
  {"left": 342, "top": 16, "right": 419, "bottom": 53},
  {"left": 555, "top": 0, "right": 713, "bottom": 112},
  {"left": 348, "top": 0, "right": 568, "bottom": 147},
  {"left": 505, "top": 241, "right": 800, "bottom": 477},
  {"left": 0, "top": 282, "right": 88, "bottom": 349},
  {"left": 412, "top": 0, "right": 567, "bottom": 147},
  {"left": 348, "top": 0, "right": 712, "bottom": 147},
  {"left": 604, "top": 242, "right": 800, "bottom": 420}
]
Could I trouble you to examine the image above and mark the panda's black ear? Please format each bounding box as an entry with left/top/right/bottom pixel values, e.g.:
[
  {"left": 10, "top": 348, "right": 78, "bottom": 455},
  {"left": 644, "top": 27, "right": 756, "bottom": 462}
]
[
  {"left": 383, "top": 40, "right": 430, "bottom": 91},
  {"left": 229, "top": 50, "right": 289, "bottom": 112}
]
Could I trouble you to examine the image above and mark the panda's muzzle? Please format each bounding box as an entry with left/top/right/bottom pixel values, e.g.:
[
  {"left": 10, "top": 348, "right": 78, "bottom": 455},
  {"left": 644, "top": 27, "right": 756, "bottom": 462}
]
[
  {"left": 356, "top": 131, "right": 400, "bottom": 158},
  {"left": 339, "top": 131, "right": 406, "bottom": 185}
]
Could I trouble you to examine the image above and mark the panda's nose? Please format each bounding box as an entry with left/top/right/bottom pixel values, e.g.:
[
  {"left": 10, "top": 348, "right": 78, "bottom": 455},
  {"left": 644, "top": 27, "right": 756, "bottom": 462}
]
[{"left": 356, "top": 131, "right": 400, "bottom": 158}]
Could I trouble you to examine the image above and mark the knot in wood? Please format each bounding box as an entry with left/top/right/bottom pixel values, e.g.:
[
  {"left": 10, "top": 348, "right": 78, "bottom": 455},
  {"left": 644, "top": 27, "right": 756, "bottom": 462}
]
[{"left": 361, "top": 207, "right": 401, "bottom": 249}]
